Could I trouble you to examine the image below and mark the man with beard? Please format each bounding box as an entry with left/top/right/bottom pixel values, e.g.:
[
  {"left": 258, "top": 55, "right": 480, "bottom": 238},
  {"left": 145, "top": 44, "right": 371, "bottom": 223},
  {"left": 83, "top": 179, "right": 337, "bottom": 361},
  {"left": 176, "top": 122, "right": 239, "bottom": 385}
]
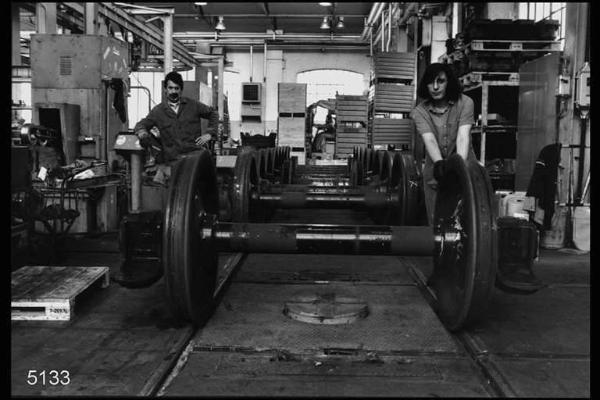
[{"left": 134, "top": 71, "right": 219, "bottom": 172}]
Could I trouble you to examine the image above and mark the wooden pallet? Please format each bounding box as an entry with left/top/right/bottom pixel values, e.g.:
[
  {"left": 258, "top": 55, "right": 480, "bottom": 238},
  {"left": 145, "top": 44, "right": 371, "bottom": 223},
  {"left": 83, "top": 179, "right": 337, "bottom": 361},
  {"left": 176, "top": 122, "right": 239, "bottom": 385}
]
[
  {"left": 467, "top": 40, "right": 561, "bottom": 52},
  {"left": 11, "top": 266, "right": 110, "bottom": 321},
  {"left": 460, "top": 71, "right": 520, "bottom": 87}
]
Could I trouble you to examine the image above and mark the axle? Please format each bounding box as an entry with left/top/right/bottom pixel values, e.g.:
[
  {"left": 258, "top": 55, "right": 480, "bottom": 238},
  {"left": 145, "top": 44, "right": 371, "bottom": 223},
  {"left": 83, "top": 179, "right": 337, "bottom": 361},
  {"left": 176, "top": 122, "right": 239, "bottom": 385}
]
[
  {"left": 251, "top": 191, "right": 399, "bottom": 208},
  {"left": 201, "top": 222, "right": 460, "bottom": 256}
]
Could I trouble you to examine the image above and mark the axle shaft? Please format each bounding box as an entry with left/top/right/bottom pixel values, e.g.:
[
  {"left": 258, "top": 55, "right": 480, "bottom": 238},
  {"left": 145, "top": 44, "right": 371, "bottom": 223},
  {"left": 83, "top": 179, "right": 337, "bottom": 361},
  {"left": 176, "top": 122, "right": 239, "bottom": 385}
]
[
  {"left": 204, "top": 222, "right": 435, "bottom": 255},
  {"left": 252, "top": 192, "right": 399, "bottom": 208}
]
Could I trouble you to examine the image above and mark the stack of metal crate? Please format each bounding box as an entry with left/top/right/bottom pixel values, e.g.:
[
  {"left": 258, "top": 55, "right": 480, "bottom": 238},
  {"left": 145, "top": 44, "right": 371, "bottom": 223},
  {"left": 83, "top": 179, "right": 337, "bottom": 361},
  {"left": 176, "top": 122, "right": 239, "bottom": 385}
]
[
  {"left": 368, "top": 52, "right": 416, "bottom": 150},
  {"left": 335, "top": 95, "right": 368, "bottom": 158}
]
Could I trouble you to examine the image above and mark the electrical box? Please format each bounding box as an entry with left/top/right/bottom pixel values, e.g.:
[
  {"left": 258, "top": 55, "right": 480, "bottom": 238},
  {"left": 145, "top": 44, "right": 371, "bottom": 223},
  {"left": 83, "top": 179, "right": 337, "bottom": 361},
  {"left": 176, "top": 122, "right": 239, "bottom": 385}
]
[
  {"left": 30, "top": 34, "right": 129, "bottom": 89},
  {"left": 556, "top": 75, "right": 571, "bottom": 98},
  {"left": 241, "top": 82, "right": 263, "bottom": 122},
  {"left": 242, "top": 82, "right": 262, "bottom": 103},
  {"left": 576, "top": 62, "right": 590, "bottom": 108}
]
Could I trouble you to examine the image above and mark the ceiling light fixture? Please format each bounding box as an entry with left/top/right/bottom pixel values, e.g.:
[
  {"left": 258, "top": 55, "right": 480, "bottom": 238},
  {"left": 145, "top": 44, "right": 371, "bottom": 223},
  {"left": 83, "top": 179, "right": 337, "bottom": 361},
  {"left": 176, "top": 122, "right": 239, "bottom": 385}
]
[
  {"left": 215, "top": 16, "right": 226, "bottom": 30},
  {"left": 320, "top": 16, "right": 330, "bottom": 30},
  {"left": 336, "top": 16, "right": 345, "bottom": 29},
  {"left": 319, "top": 2, "right": 333, "bottom": 6},
  {"left": 194, "top": 2, "right": 207, "bottom": 5}
]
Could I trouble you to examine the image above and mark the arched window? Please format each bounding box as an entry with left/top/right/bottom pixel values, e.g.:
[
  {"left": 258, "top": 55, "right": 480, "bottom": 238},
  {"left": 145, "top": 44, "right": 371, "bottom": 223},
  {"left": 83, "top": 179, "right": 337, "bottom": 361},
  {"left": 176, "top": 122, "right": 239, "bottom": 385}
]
[{"left": 297, "top": 69, "right": 365, "bottom": 124}]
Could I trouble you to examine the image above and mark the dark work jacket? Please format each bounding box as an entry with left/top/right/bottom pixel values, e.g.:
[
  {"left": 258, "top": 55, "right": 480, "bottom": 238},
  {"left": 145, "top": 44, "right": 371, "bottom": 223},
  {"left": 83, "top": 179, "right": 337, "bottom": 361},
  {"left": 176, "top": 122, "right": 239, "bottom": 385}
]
[
  {"left": 134, "top": 97, "right": 218, "bottom": 161},
  {"left": 526, "top": 143, "right": 561, "bottom": 230}
]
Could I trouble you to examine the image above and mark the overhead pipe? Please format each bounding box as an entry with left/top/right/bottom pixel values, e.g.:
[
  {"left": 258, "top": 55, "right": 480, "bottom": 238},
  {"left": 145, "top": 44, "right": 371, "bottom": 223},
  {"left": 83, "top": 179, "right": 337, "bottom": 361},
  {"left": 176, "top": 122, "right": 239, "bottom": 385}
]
[
  {"left": 398, "top": 2, "right": 420, "bottom": 27},
  {"left": 381, "top": 8, "right": 385, "bottom": 52},
  {"left": 370, "top": 26, "right": 373, "bottom": 56},
  {"left": 263, "top": 41, "right": 267, "bottom": 83},
  {"left": 250, "top": 45, "right": 253, "bottom": 82},
  {"left": 201, "top": 42, "right": 369, "bottom": 50},
  {"left": 263, "top": 40, "right": 267, "bottom": 135},
  {"left": 360, "top": 2, "right": 384, "bottom": 40},
  {"left": 387, "top": 3, "right": 392, "bottom": 52},
  {"left": 175, "top": 32, "right": 362, "bottom": 40},
  {"left": 374, "top": 2, "right": 417, "bottom": 48}
]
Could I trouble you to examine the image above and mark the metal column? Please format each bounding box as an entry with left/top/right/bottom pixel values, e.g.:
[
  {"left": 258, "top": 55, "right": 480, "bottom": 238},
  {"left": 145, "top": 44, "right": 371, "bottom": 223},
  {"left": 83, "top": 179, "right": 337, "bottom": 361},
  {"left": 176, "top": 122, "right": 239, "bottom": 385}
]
[
  {"left": 217, "top": 55, "right": 224, "bottom": 153},
  {"left": 163, "top": 13, "right": 173, "bottom": 73},
  {"left": 35, "top": 3, "right": 57, "bottom": 34}
]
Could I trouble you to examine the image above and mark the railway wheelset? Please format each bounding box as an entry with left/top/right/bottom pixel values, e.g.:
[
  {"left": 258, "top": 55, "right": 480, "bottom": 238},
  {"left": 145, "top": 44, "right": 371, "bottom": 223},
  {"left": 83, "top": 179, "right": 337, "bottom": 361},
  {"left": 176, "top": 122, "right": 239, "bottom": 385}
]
[
  {"left": 222, "top": 146, "right": 423, "bottom": 225},
  {"left": 161, "top": 145, "right": 498, "bottom": 332}
]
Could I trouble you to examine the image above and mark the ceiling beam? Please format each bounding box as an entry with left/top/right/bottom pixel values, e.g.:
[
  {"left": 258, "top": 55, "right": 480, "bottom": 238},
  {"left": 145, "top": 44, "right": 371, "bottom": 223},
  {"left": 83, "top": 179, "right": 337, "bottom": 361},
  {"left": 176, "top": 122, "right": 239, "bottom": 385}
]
[
  {"left": 173, "top": 13, "right": 367, "bottom": 19},
  {"left": 61, "top": 2, "right": 196, "bottom": 68},
  {"left": 175, "top": 32, "right": 362, "bottom": 40},
  {"left": 99, "top": 2, "right": 196, "bottom": 67}
]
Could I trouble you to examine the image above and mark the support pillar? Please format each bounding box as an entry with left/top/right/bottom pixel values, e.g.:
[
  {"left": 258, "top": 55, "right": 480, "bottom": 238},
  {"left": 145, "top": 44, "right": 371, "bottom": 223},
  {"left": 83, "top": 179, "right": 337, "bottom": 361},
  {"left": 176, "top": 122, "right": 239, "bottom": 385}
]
[
  {"left": 163, "top": 13, "right": 173, "bottom": 73},
  {"left": 84, "top": 3, "right": 99, "bottom": 35},
  {"left": 12, "top": 4, "right": 21, "bottom": 66},
  {"left": 35, "top": 3, "right": 57, "bottom": 34}
]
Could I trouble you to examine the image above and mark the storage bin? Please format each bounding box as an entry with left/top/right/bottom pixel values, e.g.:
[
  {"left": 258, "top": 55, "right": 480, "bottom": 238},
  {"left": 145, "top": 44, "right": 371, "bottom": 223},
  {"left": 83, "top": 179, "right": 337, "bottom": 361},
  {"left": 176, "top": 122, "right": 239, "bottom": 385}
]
[
  {"left": 497, "top": 216, "right": 539, "bottom": 266},
  {"left": 572, "top": 206, "right": 590, "bottom": 252},
  {"left": 495, "top": 190, "right": 513, "bottom": 218},
  {"left": 501, "top": 191, "right": 529, "bottom": 220}
]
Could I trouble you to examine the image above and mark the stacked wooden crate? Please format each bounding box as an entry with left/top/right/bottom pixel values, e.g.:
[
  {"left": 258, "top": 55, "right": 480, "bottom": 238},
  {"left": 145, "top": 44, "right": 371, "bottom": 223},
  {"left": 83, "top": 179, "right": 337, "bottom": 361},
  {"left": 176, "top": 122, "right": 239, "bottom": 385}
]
[
  {"left": 335, "top": 95, "right": 368, "bottom": 158},
  {"left": 368, "top": 52, "right": 416, "bottom": 150},
  {"left": 277, "top": 83, "right": 307, "bottom": 164}
]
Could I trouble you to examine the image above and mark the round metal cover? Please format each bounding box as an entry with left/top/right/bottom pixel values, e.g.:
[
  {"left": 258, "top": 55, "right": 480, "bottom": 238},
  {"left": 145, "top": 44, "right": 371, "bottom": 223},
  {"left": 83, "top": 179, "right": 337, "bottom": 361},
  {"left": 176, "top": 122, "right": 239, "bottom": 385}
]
[{"left": 283, "top": 291, "right": 369, "bottom": 325}]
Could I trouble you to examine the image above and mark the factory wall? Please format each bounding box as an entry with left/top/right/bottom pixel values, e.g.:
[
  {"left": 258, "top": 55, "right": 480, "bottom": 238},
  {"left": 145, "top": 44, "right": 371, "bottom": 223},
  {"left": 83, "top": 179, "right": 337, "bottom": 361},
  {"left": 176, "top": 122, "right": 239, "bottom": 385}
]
[{"left": 224, "top": 49, "right": 371, "bottom": 140}]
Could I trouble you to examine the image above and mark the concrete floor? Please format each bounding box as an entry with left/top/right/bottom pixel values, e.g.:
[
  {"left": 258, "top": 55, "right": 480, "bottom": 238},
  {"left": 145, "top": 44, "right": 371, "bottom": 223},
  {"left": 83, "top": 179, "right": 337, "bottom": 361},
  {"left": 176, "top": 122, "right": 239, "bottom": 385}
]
[{"left": 11, "top": 209, "right": 590, "bottom": 397}]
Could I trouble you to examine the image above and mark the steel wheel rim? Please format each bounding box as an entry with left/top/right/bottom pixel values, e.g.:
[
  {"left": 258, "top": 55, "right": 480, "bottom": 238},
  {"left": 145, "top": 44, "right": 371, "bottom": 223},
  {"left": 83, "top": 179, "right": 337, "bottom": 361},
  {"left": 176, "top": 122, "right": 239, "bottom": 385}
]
[
  {"left": 163, "top": 150, "right": 219, "bottom": 325},
  {"left": 431, "top": 155, "right": 496, "bottom": 331}
]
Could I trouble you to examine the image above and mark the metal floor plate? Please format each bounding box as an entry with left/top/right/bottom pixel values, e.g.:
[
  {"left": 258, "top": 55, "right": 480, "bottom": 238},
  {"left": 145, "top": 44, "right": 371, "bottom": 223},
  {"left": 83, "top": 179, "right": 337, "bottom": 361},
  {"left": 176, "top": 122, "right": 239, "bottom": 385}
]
[
  {"left": 484, "top": 356, "right": 590, "bottom": 397},
  {"left": 193, "top": 281, "right": 459, "bottom": 355},
  {"left": 163, "top": 350, "right": 491, "bottom": 397},
  {"left": 466, "top": 286, "right": 590, "bottom": 355}
]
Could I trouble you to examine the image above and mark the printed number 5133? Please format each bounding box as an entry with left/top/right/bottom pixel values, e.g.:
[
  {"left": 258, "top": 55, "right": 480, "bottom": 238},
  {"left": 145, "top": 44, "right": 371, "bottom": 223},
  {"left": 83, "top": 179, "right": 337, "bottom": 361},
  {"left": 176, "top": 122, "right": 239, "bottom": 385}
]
[{"left": 27, "top": 370, "right": 70, "bottom": 386}]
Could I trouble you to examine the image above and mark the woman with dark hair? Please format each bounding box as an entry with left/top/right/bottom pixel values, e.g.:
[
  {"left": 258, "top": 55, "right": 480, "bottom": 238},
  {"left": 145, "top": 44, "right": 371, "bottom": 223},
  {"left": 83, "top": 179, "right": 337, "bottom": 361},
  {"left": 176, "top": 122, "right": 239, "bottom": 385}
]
[{"left": 410, "top": 63, "right": 478, "bottom": 226}]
